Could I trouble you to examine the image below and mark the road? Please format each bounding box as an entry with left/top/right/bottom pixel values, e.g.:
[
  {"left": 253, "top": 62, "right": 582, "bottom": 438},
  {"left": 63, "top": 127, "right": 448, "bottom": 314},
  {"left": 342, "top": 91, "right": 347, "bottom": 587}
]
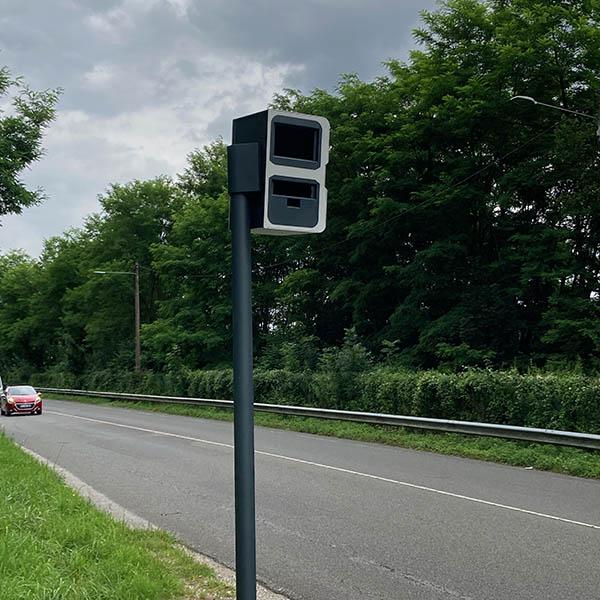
[{"left": 2, "top": 399, "right": 600, "bottom": 600}]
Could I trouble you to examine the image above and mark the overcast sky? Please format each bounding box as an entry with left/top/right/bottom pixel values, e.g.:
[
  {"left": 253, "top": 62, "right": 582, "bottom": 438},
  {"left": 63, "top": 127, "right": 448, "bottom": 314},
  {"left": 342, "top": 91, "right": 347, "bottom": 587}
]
[{"left": 0, "top": 0, "right": 434, "bottom": 256}]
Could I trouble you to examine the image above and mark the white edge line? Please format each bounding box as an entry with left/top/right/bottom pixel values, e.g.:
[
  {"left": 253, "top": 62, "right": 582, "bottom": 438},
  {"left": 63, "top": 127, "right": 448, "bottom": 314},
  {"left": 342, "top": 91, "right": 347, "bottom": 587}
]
[
  {"left": 47, "top": 409, "right": 600, "bottom": 532},
  {"left": 19, "top": 444, "right": 157, "bottom": 530}
]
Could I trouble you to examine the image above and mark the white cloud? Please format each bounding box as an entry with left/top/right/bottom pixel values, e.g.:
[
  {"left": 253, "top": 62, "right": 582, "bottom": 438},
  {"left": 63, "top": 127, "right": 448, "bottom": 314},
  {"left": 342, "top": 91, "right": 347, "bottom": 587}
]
[
  {"left": 0, "top": 52, "right": 297, "bottom": 256},
  {"left": 85, "top": 7, "right": 134, "bottom": 41},
  {"left": 165, "top": 0, "right": 192, "bottom": 18},
  {"left": 83, "top": 63, "right": 116, "bottom": 88},
  {"left": 85, "top": 0, "right": 191, "bottom": 39},
  {"left": 0, "top": 0, "right": 433, "bottom": 256},
  {"left": 65, "top": 53, "right": 297, "bottom": 172}
]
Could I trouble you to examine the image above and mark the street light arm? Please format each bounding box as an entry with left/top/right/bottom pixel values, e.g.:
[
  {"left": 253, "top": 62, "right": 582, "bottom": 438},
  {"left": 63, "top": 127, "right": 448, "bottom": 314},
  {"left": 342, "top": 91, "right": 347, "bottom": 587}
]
[
  {"left": 510, "top": 95, "right": 595, "bottom": 120},
  {"left": 511, "top": 95, "right": 537, "bottom": 104},
  {"left": 92, "top": 270, "right": 134, "bottom": 275}
]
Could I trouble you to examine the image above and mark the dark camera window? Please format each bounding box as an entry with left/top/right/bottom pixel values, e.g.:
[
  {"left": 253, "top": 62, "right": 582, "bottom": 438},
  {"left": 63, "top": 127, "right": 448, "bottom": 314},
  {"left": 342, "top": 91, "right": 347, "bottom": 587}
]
[
  {"left": 272, "top": 123, "right": 319, "bottom": 162},
  {"left": 272, "top": 179, "right": 317, "bottom": 199}
]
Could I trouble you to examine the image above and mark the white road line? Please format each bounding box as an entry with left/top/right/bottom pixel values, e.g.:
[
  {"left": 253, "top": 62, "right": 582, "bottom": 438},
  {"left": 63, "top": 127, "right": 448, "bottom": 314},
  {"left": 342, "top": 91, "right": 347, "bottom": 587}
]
[{"left": 47, "top": 409, "right": 600, "bottom": 531}]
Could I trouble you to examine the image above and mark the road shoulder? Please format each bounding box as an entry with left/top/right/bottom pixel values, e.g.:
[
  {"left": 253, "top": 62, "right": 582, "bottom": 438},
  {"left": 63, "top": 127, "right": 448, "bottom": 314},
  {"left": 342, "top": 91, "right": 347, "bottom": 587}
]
[{"left": 17, "top": 440, "right": 289, "bottom": 600}]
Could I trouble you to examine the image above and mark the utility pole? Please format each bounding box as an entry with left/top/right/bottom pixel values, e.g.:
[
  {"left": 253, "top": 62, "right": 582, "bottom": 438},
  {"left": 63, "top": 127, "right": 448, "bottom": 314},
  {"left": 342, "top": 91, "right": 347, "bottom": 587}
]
[
  {"left": 596, "top": 90, "right": 600, "bottom": 142},
  {"left": 134, "top": 262, "right": 141, "bottom": 373},
  {"left": 93, "top": 265, "right": 142, "bottom": 373}
]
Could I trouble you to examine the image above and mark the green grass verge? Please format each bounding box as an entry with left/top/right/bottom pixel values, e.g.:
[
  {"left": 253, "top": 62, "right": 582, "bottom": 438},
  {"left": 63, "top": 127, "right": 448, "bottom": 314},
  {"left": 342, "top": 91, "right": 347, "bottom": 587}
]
[
  {"left": 46, "top": 393, "right": 600, "bottom": 480},
  {"left": 0, "top": 432, "right": 234, "bottom": 600}
]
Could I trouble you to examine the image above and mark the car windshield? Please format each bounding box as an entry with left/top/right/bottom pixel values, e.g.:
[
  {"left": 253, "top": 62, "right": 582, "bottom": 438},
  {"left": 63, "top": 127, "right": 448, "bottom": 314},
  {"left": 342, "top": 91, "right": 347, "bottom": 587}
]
[{"left": 7, "top": 386, "right": 36, "bottom": 396}]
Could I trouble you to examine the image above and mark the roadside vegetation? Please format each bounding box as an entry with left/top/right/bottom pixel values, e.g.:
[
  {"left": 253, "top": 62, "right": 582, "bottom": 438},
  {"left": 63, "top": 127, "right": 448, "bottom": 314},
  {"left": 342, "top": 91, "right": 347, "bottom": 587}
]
[
  {"left": 1, "top": 1, "right": 599, "bottom": 481},
  {"left": 48, "top": 393, "right": 600, "bottom": 480},
  {"left": 1, "top": 0, "right": 598, "bottom": 384},
  {"left": 28, "top": 363, "right": 600, "bottom": 433},
  {"left": 0, "top": 432, "right": 234, "bottom": 600}
]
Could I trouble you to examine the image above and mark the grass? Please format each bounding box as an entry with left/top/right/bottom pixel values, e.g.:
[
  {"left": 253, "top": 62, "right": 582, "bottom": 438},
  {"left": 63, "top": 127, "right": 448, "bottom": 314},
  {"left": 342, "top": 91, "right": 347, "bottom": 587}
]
[
  {"left": 0, "top": 432, "right": 234, "bottom": 600},
  {"left": 47, "top": 393, "right": 600, "bottom": 479}
]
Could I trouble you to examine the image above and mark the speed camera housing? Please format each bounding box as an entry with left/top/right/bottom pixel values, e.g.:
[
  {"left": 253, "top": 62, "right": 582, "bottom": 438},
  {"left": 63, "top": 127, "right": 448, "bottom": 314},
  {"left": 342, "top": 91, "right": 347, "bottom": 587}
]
[{"left": 228, "top": 109, "right": 330, "bottom": 234}]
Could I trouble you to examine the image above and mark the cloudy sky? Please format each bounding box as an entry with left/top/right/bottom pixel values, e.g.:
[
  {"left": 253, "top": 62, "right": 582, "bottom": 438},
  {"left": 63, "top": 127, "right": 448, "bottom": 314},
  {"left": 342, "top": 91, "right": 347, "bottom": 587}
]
[{"left": 0, "top": 0, "right": 434, "bottom": 256}]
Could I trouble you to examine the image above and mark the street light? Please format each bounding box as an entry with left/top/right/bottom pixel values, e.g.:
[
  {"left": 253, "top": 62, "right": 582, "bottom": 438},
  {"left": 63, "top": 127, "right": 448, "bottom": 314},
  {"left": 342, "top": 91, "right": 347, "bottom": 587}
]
[
  {"left": 510, "top": 95, "right": 600, "bottom": 139},
  {"left": 92, "top": 263, "right": 141, "bottom": 373}
]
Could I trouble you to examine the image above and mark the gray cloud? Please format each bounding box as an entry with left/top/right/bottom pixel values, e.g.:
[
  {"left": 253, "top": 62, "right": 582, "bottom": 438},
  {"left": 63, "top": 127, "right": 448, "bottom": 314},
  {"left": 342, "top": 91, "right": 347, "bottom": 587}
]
[
  {"left": 0, "top": 0, "right": 434, "bottom": 256},
  {"left": 186, "top": 0, "right": 432, "bottom": 89}
]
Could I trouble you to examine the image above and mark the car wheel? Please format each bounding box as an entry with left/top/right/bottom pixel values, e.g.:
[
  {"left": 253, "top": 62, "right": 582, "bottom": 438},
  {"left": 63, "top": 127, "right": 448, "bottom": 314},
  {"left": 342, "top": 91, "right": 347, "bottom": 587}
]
[
  {"left": 36, "top": 408, "right": 42, "bottom": 415},
  {"left": 0, "top": 407, "right": 4, "bottom": 416}
]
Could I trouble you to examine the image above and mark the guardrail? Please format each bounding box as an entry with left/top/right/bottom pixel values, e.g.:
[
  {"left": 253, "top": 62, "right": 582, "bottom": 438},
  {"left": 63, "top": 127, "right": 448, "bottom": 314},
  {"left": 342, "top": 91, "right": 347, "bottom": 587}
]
[{"left": 37, "top": 387, "right": 600, "bottom": 451}]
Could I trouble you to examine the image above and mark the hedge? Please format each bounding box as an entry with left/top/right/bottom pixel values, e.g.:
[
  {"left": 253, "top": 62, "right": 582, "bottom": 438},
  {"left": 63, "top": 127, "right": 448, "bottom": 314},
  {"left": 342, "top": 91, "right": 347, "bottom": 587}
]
[{"left": 16, "top": 368, "right": 600, "bottom": 434}]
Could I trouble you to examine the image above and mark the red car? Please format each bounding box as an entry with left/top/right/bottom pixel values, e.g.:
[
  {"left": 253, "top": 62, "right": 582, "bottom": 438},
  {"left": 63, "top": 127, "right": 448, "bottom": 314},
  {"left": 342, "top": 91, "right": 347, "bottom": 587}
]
[{"left": 1, "top": 385, "right": 43, "bottom": 416}]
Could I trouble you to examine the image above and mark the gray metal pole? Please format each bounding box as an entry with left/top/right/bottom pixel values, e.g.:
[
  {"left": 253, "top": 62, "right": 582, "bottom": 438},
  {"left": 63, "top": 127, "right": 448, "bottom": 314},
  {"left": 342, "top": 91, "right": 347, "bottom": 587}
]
[
  {"left": 230, "top": 192, "right": 257, "bottom": 600},
  {"left": 134, "top": 262, "right": 141, "bottom": 373},
  {"left": 596, "top": 91, "right": 600, "bottom": 141}
]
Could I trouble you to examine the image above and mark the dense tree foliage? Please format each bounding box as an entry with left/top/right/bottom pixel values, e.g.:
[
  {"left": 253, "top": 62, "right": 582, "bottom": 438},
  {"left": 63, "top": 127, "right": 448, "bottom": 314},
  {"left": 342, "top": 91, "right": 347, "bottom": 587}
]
[
  {"left": 0, "top": 65, "right": 59, "bottom": 218},
  {"left": 1, "top": 0, "right": 598, "bottom": 377}
]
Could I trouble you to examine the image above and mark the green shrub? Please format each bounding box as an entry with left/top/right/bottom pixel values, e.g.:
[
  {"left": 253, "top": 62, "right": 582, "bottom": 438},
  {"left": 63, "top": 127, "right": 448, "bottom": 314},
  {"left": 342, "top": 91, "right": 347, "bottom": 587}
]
[
  {"left": 357, "top": 369, "right": 418, "bottom": 414},
  {"left": 313, "top": 328, "right": 372, "bottom": 409},
  {"left": 186, "top": 370, "right": 233, "bottom": 400},
  {"left": 31, "top": 367, "right": 600, "bottom": 434},
  {"left": 254, "top": 369, "right": 314, "bottom": 406}
]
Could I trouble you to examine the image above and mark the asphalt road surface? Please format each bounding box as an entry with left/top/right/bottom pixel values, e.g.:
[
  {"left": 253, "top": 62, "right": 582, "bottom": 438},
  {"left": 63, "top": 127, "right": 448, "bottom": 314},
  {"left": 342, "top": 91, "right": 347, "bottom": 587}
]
[{"left": 2, "top": 399, "right": 600, "bottom": 600}]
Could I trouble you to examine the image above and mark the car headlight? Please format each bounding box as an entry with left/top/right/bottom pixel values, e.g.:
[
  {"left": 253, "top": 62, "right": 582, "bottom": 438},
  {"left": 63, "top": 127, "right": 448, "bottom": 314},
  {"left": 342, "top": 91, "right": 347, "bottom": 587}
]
[{"left": 7, "top": 397, "right": 15, "bottom": 404}]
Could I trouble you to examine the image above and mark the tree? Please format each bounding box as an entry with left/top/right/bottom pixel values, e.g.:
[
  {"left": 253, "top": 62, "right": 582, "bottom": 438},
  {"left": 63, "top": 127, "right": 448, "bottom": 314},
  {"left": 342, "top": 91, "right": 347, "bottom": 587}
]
[
  {"left": 146, "top": 143, "right": 232, "bottom": 370},
  {"left": 276, "top": 0, "right": 600, "bottom": 370},
  {"left": 2, "top": 0, "right": 600, "bottom": 375},
  {"left": 73, "top": 178, "right": 184, "bottom": 370},
  {"left": 0, "top": 251, "right": 43, "bottom": 370},
  {"left": 0, "top": 64, "right": 59, "bottom": 218}
]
